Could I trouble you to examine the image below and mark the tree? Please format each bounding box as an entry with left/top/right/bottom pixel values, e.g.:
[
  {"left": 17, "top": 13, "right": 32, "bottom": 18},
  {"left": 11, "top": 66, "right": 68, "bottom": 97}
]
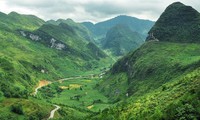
[{"left": 11, "top": 104, "right": 24, "bottom": 115}]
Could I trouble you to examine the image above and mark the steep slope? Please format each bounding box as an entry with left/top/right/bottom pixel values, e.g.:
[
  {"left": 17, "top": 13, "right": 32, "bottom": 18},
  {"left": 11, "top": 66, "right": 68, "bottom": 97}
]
[
  {"left": 0, "top": 11, "right": 112, "bottom": 99},
  {"left": 102, "top": 24, "right": 144, "bottom": 56},
  {"left": 147, "top": 2, "right": 200, "bottom": 42},
  {"left": 95, "top": 42, "right": 200, "bottom": 120},
  {"left": 25, "top": 22, "right": 107, "bottom": 61},
  {"left": 92, "top": 2, "right": 200, "bottom": 120},
  {"left": 47, "top": 19, "right": 94, "bottom": 42},
  {"left": 0, "top": 11, "right": 113, "bottom": 119},
  {"left": 99, "top": 42, "right": 200, "bottom": 100}
]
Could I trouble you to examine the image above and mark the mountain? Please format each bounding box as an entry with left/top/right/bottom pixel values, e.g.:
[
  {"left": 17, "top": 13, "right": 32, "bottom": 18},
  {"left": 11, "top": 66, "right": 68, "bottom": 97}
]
[
  {"left": 82, "top": 15, "right": 154, "bottom": 40},
  {"left": 102, "top": 24, "right": 144, "bottom": 56},
  {"left": 0, "top": 11, "right": 113, "bottom": 119},
  {"left": 1, "top": 1, "right": 200, "bottom": 119},
  {"left": 47, "top": 19, "right": 94, "bottom": 42},
  {"left": 0, "top": 11, "right": 45, "bottom": 31},
  {"left": 147, "top": 2, "right": 200, "bottom": 42},
  {"left": 92, "top": 2, "right": 200, "bottom": 120},
  {"left": 82, "top": 15, "right": 154, "bottom": 58}
]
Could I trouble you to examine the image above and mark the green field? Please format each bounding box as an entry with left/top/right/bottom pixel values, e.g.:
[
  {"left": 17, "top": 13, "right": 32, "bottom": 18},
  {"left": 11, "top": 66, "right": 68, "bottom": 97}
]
[{"left": 38, "top": 78, "right": 111, "bottom": 113}]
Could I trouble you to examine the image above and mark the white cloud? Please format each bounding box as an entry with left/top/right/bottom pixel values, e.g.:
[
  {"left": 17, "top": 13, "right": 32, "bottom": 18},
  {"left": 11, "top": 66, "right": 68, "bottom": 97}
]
[{"left": 0, "top": 0, "right": 199, "bottom": 23}]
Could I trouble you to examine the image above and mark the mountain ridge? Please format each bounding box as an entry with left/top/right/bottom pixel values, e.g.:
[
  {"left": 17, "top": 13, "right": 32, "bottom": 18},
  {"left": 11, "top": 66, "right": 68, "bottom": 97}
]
[{"left": 82, "top": 15, "right": 155, "bottom": 39}]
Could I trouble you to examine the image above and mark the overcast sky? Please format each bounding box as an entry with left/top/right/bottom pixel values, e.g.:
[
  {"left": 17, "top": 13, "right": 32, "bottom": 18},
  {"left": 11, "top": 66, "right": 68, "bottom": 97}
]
[{"left": 0, "top": 0, "right": 199, "bottom": 23}]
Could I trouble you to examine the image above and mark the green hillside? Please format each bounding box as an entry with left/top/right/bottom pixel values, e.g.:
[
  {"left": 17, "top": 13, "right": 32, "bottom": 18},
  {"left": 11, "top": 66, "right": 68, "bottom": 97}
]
[
  {"left": 102, "top": 24, "right": 144, "bottom": 56},
  {"left": 47, "top": 18, "right": 94, "bottom": 42},
  {"left": 1, "top": 1, "right": 200, "bottom": 119},
  {"left": 94, "top": 41, "right": 200, "bottom": 120},
  {"left": 82, "top": 15, "right": 153, "bottom": 58},
  {"left": 0, "top": 11, "right": 113, "bottom": 119},
  {"left": 91, "top": 2, "right": 200, "bottom": 120},
  {"left": 147, "top": 2, "right": 200, "bottom": 42},
  {"left": 0, "top": 11, "right": 112, "bottom": 96},
  {"left": 0, "top": 11, "right": 45, "bottom": 31}
]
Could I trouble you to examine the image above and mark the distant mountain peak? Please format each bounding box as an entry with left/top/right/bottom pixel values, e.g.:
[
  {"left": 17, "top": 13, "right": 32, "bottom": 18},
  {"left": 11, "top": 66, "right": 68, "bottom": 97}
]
[
  {"left": 170, "top": 1, "right": 185, "bottom": 6},
  {"left": 9, "top": 11, "right": 19, "bottom": 15}
]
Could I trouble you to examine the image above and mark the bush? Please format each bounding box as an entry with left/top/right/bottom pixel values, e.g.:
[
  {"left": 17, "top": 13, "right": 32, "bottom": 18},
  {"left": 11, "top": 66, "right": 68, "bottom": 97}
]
[
  {"left": 11, "top": 104, "right": 24, "bottom": 115},
  {"left": 0, "top": 91, "right": 4, "bottom": 101}
]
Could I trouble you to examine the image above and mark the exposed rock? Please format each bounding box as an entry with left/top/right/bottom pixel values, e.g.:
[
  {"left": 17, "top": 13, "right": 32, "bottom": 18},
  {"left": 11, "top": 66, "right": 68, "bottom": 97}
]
[
  {"left": 146, "top": 33, "right": 159, "bottom": 41},
  {"left": 55, "top": 43, "right": 65, "bottom": 50},
  {"left": 50, "top": 38, "right": 56, "bottom": 48},
  {"left": 20, "top": 31, "right": 26, "bottom": 37},
  {"left": 50, "top": 38, "right": 65, "bottom": 50},
  {"left": 41, "top": 69, "right": 45, "bottom": 73},
  {"left": 29, "top": 34, "right": 40, "bottom": 41}
]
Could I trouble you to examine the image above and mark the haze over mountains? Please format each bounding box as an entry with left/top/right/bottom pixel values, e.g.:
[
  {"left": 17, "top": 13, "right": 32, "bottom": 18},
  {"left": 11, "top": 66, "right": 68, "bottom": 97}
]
[
  {"left": 82, "top": 15, "right": 154, "bottom": 56},
  {"left": 46, "top": 15, "right": 154, "bottom": 56},
  {"left": 0, "top": 1, "right": 200, "bottom": 120}
]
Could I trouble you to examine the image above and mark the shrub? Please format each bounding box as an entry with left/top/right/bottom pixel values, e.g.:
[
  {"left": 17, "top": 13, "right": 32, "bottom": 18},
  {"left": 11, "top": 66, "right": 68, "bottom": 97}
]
[{"left": 11, "top": 104, "right": 24, "bottom": 115}]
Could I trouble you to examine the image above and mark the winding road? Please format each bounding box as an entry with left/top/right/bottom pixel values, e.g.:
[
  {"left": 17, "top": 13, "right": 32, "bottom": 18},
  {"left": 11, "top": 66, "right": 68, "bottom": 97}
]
[
  {"left": 32, "top": 80, "right": 52, "bottom": 96},
  {"left": 48, "top": 105, "right": 61, "bottom": 119},
  {"left": 33, "top": 72, "right": 106, "bottom": 119}
]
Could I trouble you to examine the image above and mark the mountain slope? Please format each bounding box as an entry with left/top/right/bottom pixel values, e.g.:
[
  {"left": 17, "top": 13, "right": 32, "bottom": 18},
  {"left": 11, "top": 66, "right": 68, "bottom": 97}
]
[
  {"left": 0, "top": 11, "right": 112, "bottom": 99},
  {"left": 92, "top": 2, "right": 200, "bottom": 119},
  {"left": 102, "top": 24, "right": 144, "bottom": 56},
  {"left": 82, "top": 15, "right": 154, "bottom": 40},
  {"left": 94, "top": 42, "right": 200, "bottom": 120},
  {"left": 147, "top": 2, "right": 200, "bottom": 42},
  {"left": 98, "top": 41, "right": 200, "bottom": 100},
  {"left": 47, "top": 19, "right": 94, "bottom": 42},
  {"left": 0, "top": 11, "right": 113, "bottom": 119}
]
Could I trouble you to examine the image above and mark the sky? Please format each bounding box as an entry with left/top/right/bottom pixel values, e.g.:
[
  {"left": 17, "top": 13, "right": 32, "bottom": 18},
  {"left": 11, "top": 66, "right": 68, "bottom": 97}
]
[{"left": 0, "top": 0, "right": 199, "bottom": 23}]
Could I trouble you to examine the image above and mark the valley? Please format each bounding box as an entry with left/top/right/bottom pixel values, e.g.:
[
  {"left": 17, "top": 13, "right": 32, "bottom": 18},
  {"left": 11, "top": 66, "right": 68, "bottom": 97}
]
[
  {"left": 33, "top": 72, "right": 111, "bottom": 119},
  {"left": 0, "top": 1, "right": 200, "bottom": 120}
]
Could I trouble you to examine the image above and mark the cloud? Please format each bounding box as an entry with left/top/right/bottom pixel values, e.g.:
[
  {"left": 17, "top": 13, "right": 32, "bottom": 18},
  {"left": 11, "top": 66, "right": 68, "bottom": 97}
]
[{"left": 0, "top": 0, "right": 199, "bottom": 23}]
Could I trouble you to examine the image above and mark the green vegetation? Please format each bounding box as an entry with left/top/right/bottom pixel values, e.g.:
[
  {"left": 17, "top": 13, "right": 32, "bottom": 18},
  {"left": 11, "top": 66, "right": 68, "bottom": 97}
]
[
  {"left": 38, "top": 78, "right": 111, "bottom": 112},
  {"left": 148, "top": 2, "right": 200, "bottom": 42},
  {"left": 0, "top": 98, "right": 53, "bottom": 120},
  {"left": 0, "top": 11, "right": 113, "bottom": 99},
  {"left": 93, "top": 68, "right": 200, "bottom": 119},
  {"left": 102, "top": 24, "right": 144, "bottom": 56},
  {"left": 82, "top": 15, "right": 154, "bottom": 40},
  {"left": 92, "top": 2, "right": 200, "bottom": 119},
  {"left": 0, "top": 11, "right": 112, "bottom": 119},
  {"left": 98, "top": 41, "right": 200, "bottom": 101},
  {"left": 82, "top": 15, "right": 154, "bottom": 58},
  {"left": 1, "top": 1, "right": 200, "bottom": 119},
  {"left": 47, "top": 18, "right": 94, "bottom": 42}
]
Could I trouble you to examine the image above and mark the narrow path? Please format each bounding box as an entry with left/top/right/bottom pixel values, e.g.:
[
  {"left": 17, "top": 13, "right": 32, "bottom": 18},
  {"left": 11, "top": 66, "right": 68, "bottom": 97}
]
[
  {"left": 48, "top": 105, "right": 60, "bottom": 119},
  {"left": 32, "top": 80, "right": 52, "bottom": 96}
]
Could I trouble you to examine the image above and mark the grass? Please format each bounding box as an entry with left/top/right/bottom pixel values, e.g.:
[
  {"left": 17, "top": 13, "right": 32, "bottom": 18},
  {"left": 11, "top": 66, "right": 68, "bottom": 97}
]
[
  {"left": 38, "top": 78, "right": 111, "bottom": 112},
  {"left": 0, "top": 98, "right": 53, "bottom": 120},
  {"left": 93, "top": 68, "right": 200, "bottom": 120},
  {"left": 0, "top": 11, "right": 114, "bottom": 120},
  {"left": 0, "top": 11, "right": 114, "bottom": 99},
  {"left": 92, "top": 41, "right": 200, "bottom": 119}
]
